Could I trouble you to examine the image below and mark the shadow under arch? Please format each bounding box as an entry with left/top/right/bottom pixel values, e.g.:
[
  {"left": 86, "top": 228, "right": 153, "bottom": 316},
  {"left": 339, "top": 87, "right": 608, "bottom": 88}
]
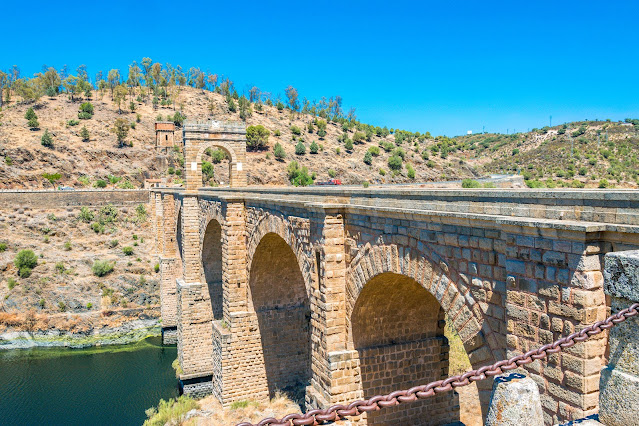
[
  {"left": 351, "top": 272, "right": 461, "bottom": 425},
  {"left": 248, "top": 232, "right": 311, "bottom": 404},
  {"left": 201, "top": 219, "right": 223, "bottom": 320}
]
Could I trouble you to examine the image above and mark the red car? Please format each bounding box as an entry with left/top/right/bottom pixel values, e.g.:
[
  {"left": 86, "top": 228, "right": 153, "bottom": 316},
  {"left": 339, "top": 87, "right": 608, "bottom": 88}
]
[{"left": 316, "top": 178, "right": 342, "bottom": 185}]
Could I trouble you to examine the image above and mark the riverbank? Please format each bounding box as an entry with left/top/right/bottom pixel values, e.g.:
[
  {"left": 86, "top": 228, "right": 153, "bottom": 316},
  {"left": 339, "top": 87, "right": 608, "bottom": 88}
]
[{"left": 0, "top": 306, "right": 161, "bottom": 349}]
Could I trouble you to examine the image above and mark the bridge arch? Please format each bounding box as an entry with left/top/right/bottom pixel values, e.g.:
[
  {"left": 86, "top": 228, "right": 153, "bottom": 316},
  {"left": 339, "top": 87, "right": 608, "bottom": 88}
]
[
  {"left": 247, "top": 213, "right": 313, "bottom": 298},
  {"left": 201, "top": 218, "right": 223, "bottom": 320},
  {"left": 347, "top": 242, "right": 496, "bottom": 423},
  {"left": 248, "top": 231, "right": 312, "bottom": 402}
]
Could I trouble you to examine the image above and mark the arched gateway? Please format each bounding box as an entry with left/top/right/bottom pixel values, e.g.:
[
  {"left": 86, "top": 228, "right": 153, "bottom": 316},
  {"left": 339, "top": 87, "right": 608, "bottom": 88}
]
[{"left": 182, "top": 120, "right": 247, "bottom": 190}]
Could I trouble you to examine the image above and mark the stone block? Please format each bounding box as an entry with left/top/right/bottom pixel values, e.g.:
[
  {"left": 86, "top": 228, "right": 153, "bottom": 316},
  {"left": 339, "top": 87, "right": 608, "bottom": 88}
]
[
  {"left": 486, "top": 372, "right": 544, "bottom": 426},
  {"left": 599, "top": 367, "right": 639, "bottom": 426}
]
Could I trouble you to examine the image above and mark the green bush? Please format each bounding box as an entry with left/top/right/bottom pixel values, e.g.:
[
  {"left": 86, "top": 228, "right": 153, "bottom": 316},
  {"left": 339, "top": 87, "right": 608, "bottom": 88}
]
[
  {"left": 7, "top": 278, "right": 17, "bottom": 290},
  {"left": 110, "top": 239, "right": 119, "bottom": 248},
  {"left": 122, "top": 246, "right": 134, "bottom": 256},
  {"left": 246, "top": 125, "right": 270, "bottom": 150},
  {"left": 462, "top": 179, "right": 481, "bottom": 188},
  {"left": 91, "top": 222, "right": 105, "bottom": 233},
  {"left": 407, "top": 164, "right": 416, "bottom": 179},
  {"left": 64, "top": 241, "right": 72, "bottom": 251},
  {"left": 295, "top": 141, "right": 306, "bottom": 155},
  {"left": 92, "top": 260, "right": 114, "bottom": 277},
  {"left": 368, "top": 146, "right": 380, "bottom": 156},
  {"left": 143, "top": 396, "right": 199, "bottom": 426},
  {"left": 290, "top": 125, "right": 302, "bottom": 135},
  {"left": 526, "top": 179, "right": 545, "bottom": 188},
  {"left": 379, "top": 168, "right": 386, "bottom": 176},
  {"left": 344, "top": 138, "right": 353, "bottom": 151},
  {"left": 15, "top": 250, "right": 37, "bottom": 278},
  {"left": 67, "top": 119, "right": 80, "bottom": 126},
  {"left": 273, "top": 129, "right": 281, "bottom": 137},
  {"left": 388, "top": 155, "right": 403, "bottom": 171},
  {"left": 317, "top": 128, "right": 327, "bottom": 138},
  {"left": 0, "top": 243, "right": 6, "bottom": 252},
  {"left": 599, "top": 178, "right": 609, "bottom": 188},
  {"left": 55, "top": 262, "right": 66, "bottom": 273},
  {"left": 287, "top": 161, "right": 314, "bottom": 186},
  {"left": 78, "top": 102, "right": 94, "bottom": 119},
  {"left": 154, "top": 263, "right": 160, "bottom": 273},
  {"left": 41, "top": 129, "right": 54, "bottom": 148},
  {"left": 95, "top": 179, "right": 107, "bottom": 188},
  {"left": 80, "top": 126, "right": 90, "bottom": 141},
  {"left": 363, "top": 151, "right": 373, "bottom": 165},
  {"left": 353, "top": 132, "right": 366, "bottom": 144},
  {"left": 78, "top": 207, "right": 94, "bottom": 223},
  {"left": 309, "top": 141, "right": 319, "bottom": 154},
  {"left": 273, "top": 143, "right": 286, "bottom": 160},
  {"left": 328, "top": 169, "right": 336, "bottom": 178}
]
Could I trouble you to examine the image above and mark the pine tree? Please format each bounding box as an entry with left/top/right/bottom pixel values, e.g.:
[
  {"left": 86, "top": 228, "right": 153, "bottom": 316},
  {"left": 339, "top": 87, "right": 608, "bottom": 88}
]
[
  {"left": 41, "top": 129, "right": 54, "bottom": 148},
  {"left": 80, "top": 126, "right": 90, "bottom": 142}
]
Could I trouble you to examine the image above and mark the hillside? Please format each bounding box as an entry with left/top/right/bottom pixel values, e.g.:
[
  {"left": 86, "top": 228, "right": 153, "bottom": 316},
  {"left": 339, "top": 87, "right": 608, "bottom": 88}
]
[{"left": 1, "top": 85, "right": 638, "bottom": 189}]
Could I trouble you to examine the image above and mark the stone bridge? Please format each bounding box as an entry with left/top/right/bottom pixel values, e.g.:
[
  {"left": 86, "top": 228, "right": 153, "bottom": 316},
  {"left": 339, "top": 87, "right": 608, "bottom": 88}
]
[{"left": 152, "top": 181, "right": 639, "bottom": 425}]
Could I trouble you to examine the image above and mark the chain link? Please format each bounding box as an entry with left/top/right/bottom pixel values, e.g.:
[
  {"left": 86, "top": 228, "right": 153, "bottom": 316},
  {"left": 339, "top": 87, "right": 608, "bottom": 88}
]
[{"left": 237, "top": 303, "right": 638, "bottom": 426}]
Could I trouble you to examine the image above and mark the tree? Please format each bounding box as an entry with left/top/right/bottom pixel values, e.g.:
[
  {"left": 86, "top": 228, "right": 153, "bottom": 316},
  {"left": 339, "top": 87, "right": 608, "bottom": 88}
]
[
  {"left": 42, "top": 67, "right": 61, "bottom": 95},
  {"left": 112, "top": 118, "right": 129, "bottom": 147},
  {"left": 172, "top": 111, "right": 185, "bottom": 127},
  {"left": 15, "top": 249, "right": 37, "bottom": 278},
  {"left": 344, "top": 138, "right": 354, "bottom": 151},
  {"left": 295, "top": 141, "right": 306, "bottom": 155},
  {"left": 42, "top": 172, "right": 61, "bottom": 188},
  {"left": 107, "top": 69, "right": 121, "bottom": 97},
  {"left": 388, "top": 155, "right": 403, "bottom": 171},
  {"left": 80, "top": 126, "right": 90, "bottom": 141},
  {"left": 363, "top": 151, "right": 373, "bottom": 165},
  {"left": 113, "top": 84, "right": 127, "bottom": 113},
  {"left": 238, "top": 95, "right": 252, "bottom": 120},
  {"left": 246, "top": 125, "right": 270, "bottom": 150},
  {"left": 287, "top": 161, "right": 313, "bottom": 186},
  {"left": 273, "top": 142, "right": 286, "bottom": 160},
  {"left": 310, "top": 140, "right": 319, "bottom": 154},
  {"left": 41, "top": 129, "right": 53, "bottom": 147},
  {"left": 285, "top": 86, "right": 299, "bottom": 111},
  {"left": 0, "top": 70, "right": 7, "bottom": 107},
  {"left": 25, "top": 107, "right": 39, "bottom": 129},
  {"left": 63, "top": 75, "right": 80, "bottom": 102}
]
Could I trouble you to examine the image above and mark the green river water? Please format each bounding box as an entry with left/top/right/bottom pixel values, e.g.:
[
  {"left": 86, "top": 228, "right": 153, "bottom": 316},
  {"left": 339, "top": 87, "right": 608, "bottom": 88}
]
[{"left": 0, "top": 337, "right": 178, "bottom": 426}]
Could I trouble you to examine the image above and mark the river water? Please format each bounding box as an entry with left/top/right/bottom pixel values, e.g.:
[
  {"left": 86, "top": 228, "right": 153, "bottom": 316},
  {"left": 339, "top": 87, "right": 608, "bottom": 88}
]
[{"left": 0, "top": 337, "right": 178, "bottom": 426}]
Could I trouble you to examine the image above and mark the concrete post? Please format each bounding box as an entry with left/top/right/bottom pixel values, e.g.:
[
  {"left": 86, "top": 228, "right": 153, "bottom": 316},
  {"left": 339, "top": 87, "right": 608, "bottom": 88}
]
[{"left": 599, "top": 251, "right": 639, "bottom": 426}]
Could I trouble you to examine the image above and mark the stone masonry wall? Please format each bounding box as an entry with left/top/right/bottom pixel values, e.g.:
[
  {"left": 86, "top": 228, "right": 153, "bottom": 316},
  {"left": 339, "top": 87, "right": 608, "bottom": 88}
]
[{"left": 0, "top": 189, "right": 149, "bottom": 209}]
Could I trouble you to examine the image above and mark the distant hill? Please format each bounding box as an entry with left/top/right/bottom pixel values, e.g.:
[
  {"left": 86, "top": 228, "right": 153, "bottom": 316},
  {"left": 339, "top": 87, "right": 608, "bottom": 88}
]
[{"left": 0, "top": 84, "right": 637, "bottom": 189}]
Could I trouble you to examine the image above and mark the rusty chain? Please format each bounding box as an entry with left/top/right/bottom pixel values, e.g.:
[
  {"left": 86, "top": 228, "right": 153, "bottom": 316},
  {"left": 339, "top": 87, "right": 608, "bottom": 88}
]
[{"left": 237, "top": 302, "right": 639, "bottom": 426}]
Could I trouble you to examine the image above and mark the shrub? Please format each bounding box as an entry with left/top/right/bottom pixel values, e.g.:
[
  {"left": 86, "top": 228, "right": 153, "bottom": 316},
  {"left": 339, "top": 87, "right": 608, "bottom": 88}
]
[
  {"left": 91, "top": 222, "right": 105, "bottom": 233},
  {"left": 407, "top": 164, "right": 416, "bottom": 179},
  {"left": 328, "top": 169, "right": 336, "bottom": 178},
  {"left": 246, "top": 125, "right": 270, "bottom": 150},
  {"left": 78, "top": 207, "right": 94, "bottom": 222},
  {"left": 368, "top": 146, "right": 380, "bottom": 156},
  {"left": 344, "top": 138, "right": 353, "bottom": 151},
  {"left": 381, "top": 141, "right": 394, "bottom": 152},
  {"left": 295, "top": 141, "right": 306, "bottom": 155},
  {"left": 80, "top": 126, "right": 90, "bottom": 141},
  {"left": 55, "top": 262, "right": 66, "bottom": 273},
  {"left": 421, "top": 150, "right": 430, "bottom": 160},
  {"left": 15, "top": 250, "right": 37, "bottom": 278},
  {"left": 25, "top": 107, "right": 37, "bottom": 121},
  {"left": 109, "top": 239, "right": 119, "bottom": 248},
  {"left": 353, "top": 132, "right": 366, "bottom": 144},
  {"left": 78, "top": 102, "right": 94, "bottom": 119},
  {"left": 317, "top": 128, "right": 327, "bottom": 138},
  {"left": 462, "top": 179, "right": 481, "bottom": 188},
  {"left": 290, "top": 125, "right": 302, "bottom": 135},
  {"left": 388, "top": 155, "right": 403, "bottom": 171},
  {"left": 87, "top": 303, "right": 93, "bottom": 310},
  {"left": 427, "top": 160, "right": 435, "bottom": 168},
  {"left": 64, "top": 241, "right": 72, "bottom": 251},
  {"left": 0, "top": 243, "right": 6, "bottom": 252},
  {"left": 122, "top": 246, "right": 134, "bottom": 256},
  {"left": 143, "top": 396, "right": 199, "bottom": 426},
  {"left": 273, "top": 143, "right": 286, "bottom": 160},
  {"left": 362, "top": 181, "right": 370, "bottom": 188},
  {"left": 92, "top": 260, "right": 114, "bottom": 277},
  {"left": 512, "top": 148, "right": 519, "bottom": 156},
  {"left": 287, "top": 161, "right": 314, "bottom": 186},
  {"left": 363, "top": 151, "right": 373, "bottom": 165},
  {"left": 95, "top": 179, "right": 107, "bottom": 188},
  {"left": 579, "top": 167, "right": 588, "bottom": 176},
  {"left": 7, "top": 278, "right": 17, "bottom": 290},
  {"left": 273, "top": 129, "right": 281, "bottom": 137},
  {"left": 393, "top": 147, "right": 406, "bottom": 159},
  {"left": 599, "top": 178, "right": 609, "bottom": 188},
  {"left": 154, "top": 263, "right": 160, "bottom": 273},
  {"left": 379, "top": 168, "right": 386, "bottom": 176},
  {"left": 41, "top": 129, "right": 54, "bottom": 148},
  {"left": 309, "top": 141, "right": 319, "bottom": 154},
  {"left": 526, "top": 179, "right": 545, "bottom": 188}
]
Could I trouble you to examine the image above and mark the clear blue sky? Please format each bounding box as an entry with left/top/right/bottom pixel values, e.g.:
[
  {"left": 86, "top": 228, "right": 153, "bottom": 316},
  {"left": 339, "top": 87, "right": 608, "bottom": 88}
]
[{"left": 3, "top": 0, "right": 639, "bottom": 136}]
